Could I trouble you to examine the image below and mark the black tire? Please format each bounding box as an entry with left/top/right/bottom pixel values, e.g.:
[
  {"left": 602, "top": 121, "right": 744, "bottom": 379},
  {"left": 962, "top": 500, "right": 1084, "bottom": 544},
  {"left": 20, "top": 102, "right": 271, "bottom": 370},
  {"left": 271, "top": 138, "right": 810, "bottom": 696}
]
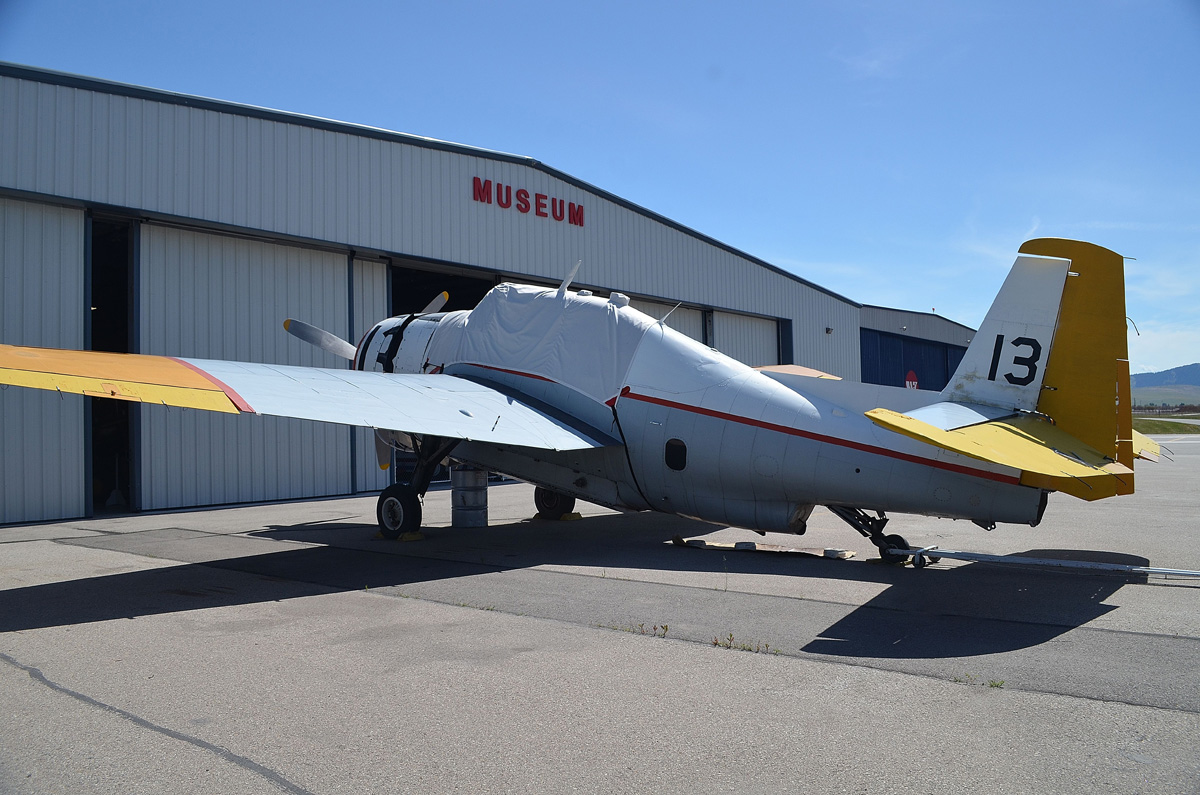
[
  {"left": 377, "top": 484, "right": 422, "bottom": 539},
  {"left": 534, "top": 487, "right": 576, "bottom": 520},
  {"left": 879, "top": 533, "right": 911, "bottom": 565}
]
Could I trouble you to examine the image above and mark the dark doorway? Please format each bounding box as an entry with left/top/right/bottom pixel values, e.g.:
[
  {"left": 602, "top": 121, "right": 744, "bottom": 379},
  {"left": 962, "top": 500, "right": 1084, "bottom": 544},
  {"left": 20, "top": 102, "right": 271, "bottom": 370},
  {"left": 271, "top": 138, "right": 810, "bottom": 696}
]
[
  {"left": 89, "top": 217, "right": 134, "bottom": 514},
  {"left": 387, "top": 262, "right": 497, "bottom": 484},
  {"left": 390, "top": 262, "right": 497, "bottom": 315}
]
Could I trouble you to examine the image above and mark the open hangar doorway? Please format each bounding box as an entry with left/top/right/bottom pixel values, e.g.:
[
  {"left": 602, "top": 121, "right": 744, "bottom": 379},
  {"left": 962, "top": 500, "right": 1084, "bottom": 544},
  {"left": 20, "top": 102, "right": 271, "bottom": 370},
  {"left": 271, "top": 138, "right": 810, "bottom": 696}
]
[
  {"left": 385, "top": 259, "right": 500, "bottom": 485},
  {"left": 389, "top": 259, "right": 499, "bottom": 316},
  {"left": 88, "top": 216, "right": 135, "bottom": 515}
]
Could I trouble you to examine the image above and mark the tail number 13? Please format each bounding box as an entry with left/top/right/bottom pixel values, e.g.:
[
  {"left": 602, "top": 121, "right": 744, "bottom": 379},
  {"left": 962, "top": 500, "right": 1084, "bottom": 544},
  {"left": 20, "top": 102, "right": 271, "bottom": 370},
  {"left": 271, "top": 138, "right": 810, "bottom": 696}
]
[{"left": 987, "top": 334, "right": 1042, "bottom": 386}]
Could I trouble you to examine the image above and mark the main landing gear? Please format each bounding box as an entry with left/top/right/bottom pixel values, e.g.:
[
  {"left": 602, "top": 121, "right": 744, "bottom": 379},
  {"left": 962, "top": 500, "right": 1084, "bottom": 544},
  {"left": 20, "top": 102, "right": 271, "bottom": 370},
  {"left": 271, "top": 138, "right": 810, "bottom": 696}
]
[
  {"left": 533, "top": 487, "right": 576, "bottom": 520},
  {"left": 376, "top": 435, "right": 459, "bottom": 540},
  {"left": 827, "top": 506, "right": 940, "bottom": 566}
]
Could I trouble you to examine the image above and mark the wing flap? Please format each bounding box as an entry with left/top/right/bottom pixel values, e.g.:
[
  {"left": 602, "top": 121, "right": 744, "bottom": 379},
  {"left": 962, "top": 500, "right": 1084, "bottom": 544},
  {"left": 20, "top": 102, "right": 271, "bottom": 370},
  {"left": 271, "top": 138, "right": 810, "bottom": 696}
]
[{"left": 866, "top": 407, "right": 1132, "bottom": 501}]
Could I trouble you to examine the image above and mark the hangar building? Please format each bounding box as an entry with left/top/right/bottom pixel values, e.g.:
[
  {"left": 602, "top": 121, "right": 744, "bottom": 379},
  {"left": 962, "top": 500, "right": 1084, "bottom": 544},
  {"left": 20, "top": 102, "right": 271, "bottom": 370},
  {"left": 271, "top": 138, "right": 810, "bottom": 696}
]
[
  {"left": 0, "top": 63, "right": 971, "bottom": 524},
  {"left": 859, "top": 305, "right": 972, "bottom": 391}
]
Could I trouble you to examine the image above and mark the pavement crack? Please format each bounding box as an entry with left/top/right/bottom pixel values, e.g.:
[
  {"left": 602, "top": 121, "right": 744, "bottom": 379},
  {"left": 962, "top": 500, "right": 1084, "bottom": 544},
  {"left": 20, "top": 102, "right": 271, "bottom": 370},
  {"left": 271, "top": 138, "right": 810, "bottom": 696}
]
[{"left": 0, "top": 651, "right": 316, "bottom": 795}]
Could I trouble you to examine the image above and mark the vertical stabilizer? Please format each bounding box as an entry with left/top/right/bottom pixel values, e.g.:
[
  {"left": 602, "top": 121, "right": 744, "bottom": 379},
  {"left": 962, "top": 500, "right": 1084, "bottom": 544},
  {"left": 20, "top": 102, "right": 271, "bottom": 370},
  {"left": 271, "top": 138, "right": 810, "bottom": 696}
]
[
  {"left": 942, "top": 253, "right": 1071, "bottom": 411},
  {"left": 940, "top": 238, "right": 1132, "bottom": 496}
]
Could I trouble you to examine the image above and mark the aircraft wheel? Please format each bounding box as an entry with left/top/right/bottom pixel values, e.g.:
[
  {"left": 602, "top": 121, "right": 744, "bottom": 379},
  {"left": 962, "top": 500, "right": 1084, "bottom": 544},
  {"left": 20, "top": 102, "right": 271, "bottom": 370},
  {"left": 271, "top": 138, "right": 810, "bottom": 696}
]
[
  {"left": 879, "top": 533, "right": 911, "bottom": 565},
  {"left": 534, "top": 487, "right": 576, "bottom": 520},
  {"left": 377, "top": 484, "right": 421, "bottom": 540}
]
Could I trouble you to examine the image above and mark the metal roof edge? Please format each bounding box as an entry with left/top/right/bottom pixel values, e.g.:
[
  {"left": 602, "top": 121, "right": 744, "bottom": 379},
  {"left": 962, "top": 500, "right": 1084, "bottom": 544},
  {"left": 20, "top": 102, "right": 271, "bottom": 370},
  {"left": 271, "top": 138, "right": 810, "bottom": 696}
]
[
  {"left": 860, "top": 303, "right": 976, "bottom": 334},
  {"left": 0, "top": 60, "right": 859, "bottom": 308}
]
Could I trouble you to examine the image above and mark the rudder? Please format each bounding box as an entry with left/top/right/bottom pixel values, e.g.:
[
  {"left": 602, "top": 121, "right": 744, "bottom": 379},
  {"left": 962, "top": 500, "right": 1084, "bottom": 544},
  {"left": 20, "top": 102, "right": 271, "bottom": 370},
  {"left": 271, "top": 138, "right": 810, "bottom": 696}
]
[{"left": 1018, "top": 238, "right": 1131, "bottom": 479}]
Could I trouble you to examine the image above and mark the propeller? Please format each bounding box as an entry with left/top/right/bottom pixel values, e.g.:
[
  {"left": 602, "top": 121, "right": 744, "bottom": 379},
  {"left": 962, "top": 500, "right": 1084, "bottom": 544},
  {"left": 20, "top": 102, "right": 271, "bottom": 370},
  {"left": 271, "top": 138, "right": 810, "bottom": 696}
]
[
  {"left": 421, "top": 290, "right": 450, "bottom": 314},
  {"left": 374, "top": 429, "right": 413, "bottom": 470},
  {"left": 282, "top": 319, "right": 357, "bottom": 360},
  {"left": 283, "top": 291, "right": 449, "bottom": 362}
]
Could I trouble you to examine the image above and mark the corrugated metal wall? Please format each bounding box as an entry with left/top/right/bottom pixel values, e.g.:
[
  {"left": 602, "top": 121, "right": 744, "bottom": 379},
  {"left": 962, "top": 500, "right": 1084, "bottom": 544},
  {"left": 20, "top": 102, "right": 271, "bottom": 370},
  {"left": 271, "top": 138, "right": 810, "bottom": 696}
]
[
  {"left": 0, "top": 70, "right": 861, "bottom": 380},
  {"left": 712, "top": 312, "right": 779, "bottom": 366},
  {"left": 859, "top": 305, "right": 974, "bottom": 348},
  {"left": 352, "top": 257, "right": 389, "bottom": 492},
  {"left": 0, "top": 198, "right": 86, "bottom": 522},
  {"left": 628, "top": 298, "right": 704, "bottom": 343},
  {"left": 138, "top": 225, "right": 351, "bottom": 508}
]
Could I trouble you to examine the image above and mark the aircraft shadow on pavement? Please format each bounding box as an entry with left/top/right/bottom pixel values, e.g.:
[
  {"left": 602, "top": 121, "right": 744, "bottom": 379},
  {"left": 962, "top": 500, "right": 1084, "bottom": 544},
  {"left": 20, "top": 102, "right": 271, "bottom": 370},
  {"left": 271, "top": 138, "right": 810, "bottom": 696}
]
[
  {"left": 800, "top": 548, "right": 1148, "bottom": 660},
  {"left": 0, "top": 513, "right": 1149, "bottom": 660}
]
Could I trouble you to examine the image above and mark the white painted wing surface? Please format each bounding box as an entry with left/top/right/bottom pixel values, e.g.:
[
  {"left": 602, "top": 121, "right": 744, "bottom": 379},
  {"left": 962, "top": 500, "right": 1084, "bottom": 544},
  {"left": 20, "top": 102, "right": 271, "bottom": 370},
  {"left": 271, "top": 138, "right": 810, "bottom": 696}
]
[{"left": 182, "top": 358, "right": 612, "bottom": 451}]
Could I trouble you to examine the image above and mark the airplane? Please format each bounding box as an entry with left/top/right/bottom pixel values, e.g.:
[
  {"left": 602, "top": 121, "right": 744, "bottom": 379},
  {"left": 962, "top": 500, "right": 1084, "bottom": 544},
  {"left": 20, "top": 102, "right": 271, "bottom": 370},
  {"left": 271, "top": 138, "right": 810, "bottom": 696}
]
[{"left": 0, "top": 238, "right": 1159, "bottom": 562}]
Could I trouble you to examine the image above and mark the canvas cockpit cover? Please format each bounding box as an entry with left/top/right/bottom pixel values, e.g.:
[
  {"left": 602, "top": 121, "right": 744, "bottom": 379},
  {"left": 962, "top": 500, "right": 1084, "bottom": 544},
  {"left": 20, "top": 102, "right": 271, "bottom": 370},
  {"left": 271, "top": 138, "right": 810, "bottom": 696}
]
[{"left": 426, "top": 284, "right": 657, "bottom": 404}]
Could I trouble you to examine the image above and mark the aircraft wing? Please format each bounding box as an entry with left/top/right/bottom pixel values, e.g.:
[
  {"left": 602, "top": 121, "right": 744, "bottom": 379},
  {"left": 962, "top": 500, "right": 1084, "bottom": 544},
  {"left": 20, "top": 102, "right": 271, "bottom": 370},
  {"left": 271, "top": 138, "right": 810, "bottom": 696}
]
[
  {"left": 0, "top": 344, "right": 613, "bottom": 451},
  {"left": 866, "top": 406, "right": 1133, "bottom": 501}
]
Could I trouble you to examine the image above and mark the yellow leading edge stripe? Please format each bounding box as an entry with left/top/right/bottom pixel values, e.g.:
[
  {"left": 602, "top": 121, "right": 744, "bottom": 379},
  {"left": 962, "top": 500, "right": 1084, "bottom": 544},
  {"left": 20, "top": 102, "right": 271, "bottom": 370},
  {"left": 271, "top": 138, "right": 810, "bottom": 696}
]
[{"left": 0, "top": 345, "right": 244, "bottom": 414}]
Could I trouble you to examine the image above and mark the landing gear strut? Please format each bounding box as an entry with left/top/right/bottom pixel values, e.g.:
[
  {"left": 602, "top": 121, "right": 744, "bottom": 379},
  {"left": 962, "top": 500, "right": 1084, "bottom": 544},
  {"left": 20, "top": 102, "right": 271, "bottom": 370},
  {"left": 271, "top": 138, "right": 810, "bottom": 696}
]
[
  {"left": 826, "top": 506, "right": 935, "bottom": 566},
  {"left": 376, "top": 434, "right": 459, "bottom": 540}
]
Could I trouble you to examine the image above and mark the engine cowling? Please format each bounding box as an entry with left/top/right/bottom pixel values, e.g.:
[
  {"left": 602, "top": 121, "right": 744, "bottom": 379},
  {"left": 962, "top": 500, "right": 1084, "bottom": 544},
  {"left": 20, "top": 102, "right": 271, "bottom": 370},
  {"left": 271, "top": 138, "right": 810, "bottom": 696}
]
[{"left": 354, "top": 314, "right": 446, "bottom": 374}]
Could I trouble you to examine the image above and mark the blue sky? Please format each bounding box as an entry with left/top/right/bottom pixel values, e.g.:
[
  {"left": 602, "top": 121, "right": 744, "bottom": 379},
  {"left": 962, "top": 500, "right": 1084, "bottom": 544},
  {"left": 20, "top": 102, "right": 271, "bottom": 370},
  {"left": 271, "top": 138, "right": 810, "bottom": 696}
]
[{"left": 2, "top": 0, "right": 1197, "bottom": 371}]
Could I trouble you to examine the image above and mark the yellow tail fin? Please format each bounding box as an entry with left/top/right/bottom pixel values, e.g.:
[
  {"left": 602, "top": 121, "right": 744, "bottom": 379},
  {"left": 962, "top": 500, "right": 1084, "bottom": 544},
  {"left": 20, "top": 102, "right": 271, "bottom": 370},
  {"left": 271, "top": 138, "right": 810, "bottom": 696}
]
[{"left": 1018, "top": 239, "right": 1133, "bottom": 491}]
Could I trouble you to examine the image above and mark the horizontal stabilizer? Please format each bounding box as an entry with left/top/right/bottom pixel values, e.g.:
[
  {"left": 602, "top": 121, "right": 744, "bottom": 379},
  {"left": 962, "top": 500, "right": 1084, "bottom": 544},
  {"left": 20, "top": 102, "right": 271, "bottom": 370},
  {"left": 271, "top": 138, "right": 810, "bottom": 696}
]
[
  {"left": 866, "top": 407, "right": 1132, "bottom": 501},
  {"left": 1132, "top": 430, "right": 1161, "bottom": 462},
  {"left": 903, "top": 401, "right": 1015, "bottom": 430}
]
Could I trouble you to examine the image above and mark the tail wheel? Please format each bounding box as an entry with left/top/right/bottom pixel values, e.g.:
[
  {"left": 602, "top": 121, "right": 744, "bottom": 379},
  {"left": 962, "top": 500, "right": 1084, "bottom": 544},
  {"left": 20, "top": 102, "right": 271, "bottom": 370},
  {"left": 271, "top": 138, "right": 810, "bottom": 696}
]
[
  {"left": 534, "top": 487, "right": 576, "bottom": 520},
  {"left": 377, "top": 484, "right": 422, "bottom": 539}
]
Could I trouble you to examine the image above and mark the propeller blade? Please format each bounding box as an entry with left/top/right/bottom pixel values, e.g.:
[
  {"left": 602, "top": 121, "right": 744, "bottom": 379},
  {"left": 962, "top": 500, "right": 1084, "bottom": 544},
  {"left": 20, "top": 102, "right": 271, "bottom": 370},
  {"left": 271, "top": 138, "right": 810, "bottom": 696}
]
[
  {"left": 283, "top": 319, "right": 357, "bottom": 360},
  {"left": 373, "top": 429, "right": 411, "bottom": 471},
  {"left": 420, "top": 291, "right": 449, "bottom": 314},
  {"left": 375, "top": 433, "right": 392, "bottom": 471}
]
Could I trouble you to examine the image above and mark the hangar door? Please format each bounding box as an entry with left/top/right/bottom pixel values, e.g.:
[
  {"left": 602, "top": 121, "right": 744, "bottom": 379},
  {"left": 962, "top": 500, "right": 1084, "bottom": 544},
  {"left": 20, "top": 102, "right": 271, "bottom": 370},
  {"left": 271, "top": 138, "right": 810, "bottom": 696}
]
[
  {"left": 860, "top": 328, "right": 967, "bottom": 391},
  {"left": 0, "top": 199, "right": 86, "bottom": 523},
  {"left": 138, "top": 226, "right": 352, "bottom": 509},
  {"left": 629, "top": 298, "right": 705, "bottom": 343},
  {"left": 352, "top": 257, "right": 390, "bottom": 493},
  {"left": 713, "top": 311, "right": 779, "bottom": 366}
]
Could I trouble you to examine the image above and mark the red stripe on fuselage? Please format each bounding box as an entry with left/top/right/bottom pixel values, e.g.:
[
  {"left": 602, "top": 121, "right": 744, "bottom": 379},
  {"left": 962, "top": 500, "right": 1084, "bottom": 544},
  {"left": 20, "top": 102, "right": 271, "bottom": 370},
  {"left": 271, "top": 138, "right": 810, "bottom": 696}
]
[
  {"left": 621, "top": 390, "right": 1021, "bottom": 486},
  {"left": 436, "top": 363, "right": 1018, "bottom": 487}
]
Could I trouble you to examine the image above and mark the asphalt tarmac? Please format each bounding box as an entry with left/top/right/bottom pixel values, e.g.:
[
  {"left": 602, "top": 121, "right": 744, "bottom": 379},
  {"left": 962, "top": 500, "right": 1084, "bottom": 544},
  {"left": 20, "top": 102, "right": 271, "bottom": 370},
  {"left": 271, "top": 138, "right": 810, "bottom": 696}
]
[{"left": 2, "top": 435, "right": 1198, "bottom": 793}]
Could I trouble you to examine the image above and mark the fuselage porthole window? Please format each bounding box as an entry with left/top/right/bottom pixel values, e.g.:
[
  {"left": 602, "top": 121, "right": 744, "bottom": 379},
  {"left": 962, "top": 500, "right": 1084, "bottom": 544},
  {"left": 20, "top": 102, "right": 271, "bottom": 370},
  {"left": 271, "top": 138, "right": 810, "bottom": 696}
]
[{"left": 665, "top": 438, "right": 687, "bottom": 471}]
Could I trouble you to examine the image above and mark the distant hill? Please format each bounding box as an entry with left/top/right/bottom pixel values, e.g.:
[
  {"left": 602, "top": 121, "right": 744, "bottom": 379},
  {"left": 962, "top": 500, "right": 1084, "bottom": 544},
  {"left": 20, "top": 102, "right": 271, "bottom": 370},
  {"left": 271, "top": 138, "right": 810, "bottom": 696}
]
[
  {"left": 1132, "top": 385, "right": 1200, "bottom": 407},
  {"left": 1131, "top": 363, "right": 1200, "bottom": 388},
  {"left": 1131, "top": 364, "right": 1200, "bottom": 407}
]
